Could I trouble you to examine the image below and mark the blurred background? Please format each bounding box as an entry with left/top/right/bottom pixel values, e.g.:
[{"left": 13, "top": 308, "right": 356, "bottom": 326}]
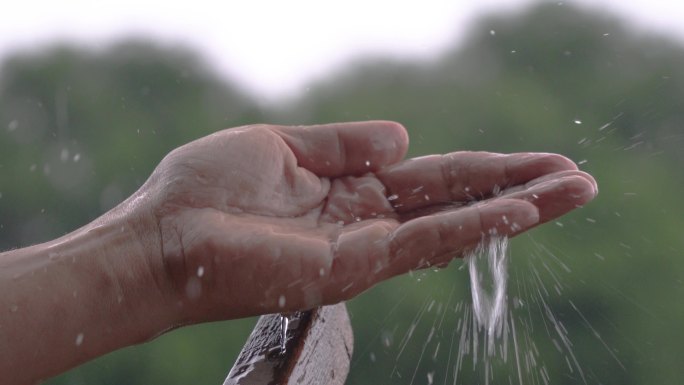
[{"left": 1, "top": 1, "right": 683, "bottom": 384}]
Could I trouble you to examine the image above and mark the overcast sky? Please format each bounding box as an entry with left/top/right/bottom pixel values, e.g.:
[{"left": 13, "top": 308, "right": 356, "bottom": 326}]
[{"left": 2, "top": 0, "right": 684, "bottom": 100}]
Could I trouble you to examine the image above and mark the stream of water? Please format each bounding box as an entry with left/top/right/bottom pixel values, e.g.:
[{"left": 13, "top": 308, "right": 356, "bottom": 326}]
[{"left": 467, "top": 236, "right": 509, "bottom": 356}]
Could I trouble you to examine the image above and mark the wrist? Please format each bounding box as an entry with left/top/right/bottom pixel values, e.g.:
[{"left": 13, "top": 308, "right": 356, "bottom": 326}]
[
  {"left": 88, "top": 193, "right": 179, "bottom": 338},
  {"left": 0, "top": 203, "right": 175, "bottom": 383}
]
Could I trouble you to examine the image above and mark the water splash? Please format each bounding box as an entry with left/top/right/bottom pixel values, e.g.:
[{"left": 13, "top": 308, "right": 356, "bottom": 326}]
[{"left": 365, "top": 234, "right": 624, "bottom": 385}]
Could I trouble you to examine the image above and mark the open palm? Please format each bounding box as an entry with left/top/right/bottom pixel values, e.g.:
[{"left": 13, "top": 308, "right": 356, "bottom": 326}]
[{"left": 141, "top": 121, "right": 596, "bottom": 322}]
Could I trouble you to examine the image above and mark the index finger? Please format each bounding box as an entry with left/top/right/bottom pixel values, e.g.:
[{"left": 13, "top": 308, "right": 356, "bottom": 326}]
[{"left": 272, "top": 121, "right": 409, "bottom": 177}]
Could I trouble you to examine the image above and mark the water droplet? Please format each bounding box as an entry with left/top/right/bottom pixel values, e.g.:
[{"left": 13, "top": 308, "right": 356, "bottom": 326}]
[
  {"left": 184, "top": 277, "right": 202, "bottom": 300},
  {"left": 578, "top": 159, "right": 588, "bottom": 165},
  {"left": 197, "top": 266, "right": 204, "bottom": 277},
  {"left": 73, "top": 153, "right": 81, "bottom": 162},
  {"left": 574, "top": 119, "right": 582, "bottom": 125},
  {"left": 278, "top": 295, "right": 286, "bottom": 308},
  {"left": 365, "top": 160, "right": 370, "bottom": 167},
  {"left": 7, "top": 120, "right": 18, "bottom": 131},
  {"left": 341, "top": 282, "right": 354, "bottom": 292},
  {"left": 60, "top": 148, "right": 69, "bottom": 162},
  {"left": 75, "top": 333, "right": 84, "bottom": 346},
  {"left": 29, "top": 164, "right": 37, "bottom": 172},
  {"left": 280, "top": 314, "right": 290, "bottom": 352},
  {"left": 489, "top": 30, "right": 496, "bottom": 36},
  {"left": 382, "top": 332, "right": 392, "bottom": 347},
  {"left": 514, "top": 297, "right": 524, "bottom": 309},
  {"left": 319, "top": 268, "right": 325, "bottom": 277},
  {"left": 427, "top": 371, "right": 435, "bottom": 384},
  {"left": 387, "top": 194, "right": 399, "bottom": 201}
]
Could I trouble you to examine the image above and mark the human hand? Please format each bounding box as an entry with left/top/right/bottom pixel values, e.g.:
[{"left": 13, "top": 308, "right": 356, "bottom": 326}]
[
  {"left": 122, "top": 121, "right": 596, "bottom": 324},
  {"left": 0, "top": 121, "right": 598, "bottom": 384}
]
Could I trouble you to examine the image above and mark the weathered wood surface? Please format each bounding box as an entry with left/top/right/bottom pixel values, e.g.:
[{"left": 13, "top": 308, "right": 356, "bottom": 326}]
[{"left": 224, "top": 303, "right": 353, "bottom": 385}]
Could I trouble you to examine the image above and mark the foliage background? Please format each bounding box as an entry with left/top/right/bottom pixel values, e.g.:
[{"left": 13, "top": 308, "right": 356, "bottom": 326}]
[{"left": 1, "top": 3, "right": 683, "bottom": 384}]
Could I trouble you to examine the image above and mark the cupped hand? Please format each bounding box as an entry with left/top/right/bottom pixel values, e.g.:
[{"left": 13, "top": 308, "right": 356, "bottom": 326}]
[{"left": 133, "top": 121, "right": 596, "bottom": 323}]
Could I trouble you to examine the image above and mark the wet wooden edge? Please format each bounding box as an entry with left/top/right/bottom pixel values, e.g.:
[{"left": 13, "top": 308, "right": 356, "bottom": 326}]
[{"left": 224, "top": 302, "right": 353, "bottom": 385}]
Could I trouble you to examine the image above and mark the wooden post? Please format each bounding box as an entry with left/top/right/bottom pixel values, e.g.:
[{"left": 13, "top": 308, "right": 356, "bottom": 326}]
[{"left": 224, "top": 303, "right": 353, "bottom": 385}]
